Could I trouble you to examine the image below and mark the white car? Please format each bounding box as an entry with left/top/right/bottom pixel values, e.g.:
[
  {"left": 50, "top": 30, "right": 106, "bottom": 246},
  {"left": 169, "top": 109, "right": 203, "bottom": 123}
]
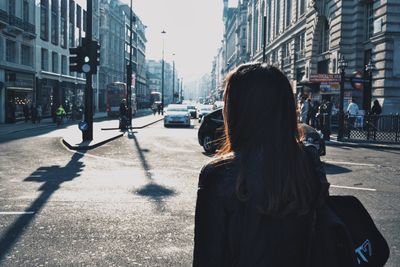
[
  {"left": 197, "top": 104, "right": 214, "bottom": 122},
  {"left": 164, "top": 104, "right": 191, "bottom": 127}
]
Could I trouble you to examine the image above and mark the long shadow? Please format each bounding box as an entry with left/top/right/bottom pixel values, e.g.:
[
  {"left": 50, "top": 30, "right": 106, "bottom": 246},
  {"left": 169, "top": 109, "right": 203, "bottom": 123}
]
[
  {"left": 324, "top": 162, "right": 352, "bottom": 175},
  {"left": 127, "top": 129, "right": 176, "bottom": 212},
  {"left": 0, "top": 152, "right": 85, "bottom": 261}
]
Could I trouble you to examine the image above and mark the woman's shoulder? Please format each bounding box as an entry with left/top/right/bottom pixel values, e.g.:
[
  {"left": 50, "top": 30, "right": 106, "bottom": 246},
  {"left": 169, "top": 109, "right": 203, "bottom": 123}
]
[{"left": 198, "top": 152, "right": 237, "bottom": 188}]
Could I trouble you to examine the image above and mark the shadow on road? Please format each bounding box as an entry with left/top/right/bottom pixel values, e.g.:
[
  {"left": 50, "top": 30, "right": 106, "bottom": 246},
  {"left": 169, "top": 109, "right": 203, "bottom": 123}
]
[
  {"left": 0, "top": 152, "right": 85, "bottom": 261},
  {"left": 127, "top": 129, "right": 176, "bottom": 212},
  {"left": 324, "top": 162, "right": 352, "bottom": 175}
]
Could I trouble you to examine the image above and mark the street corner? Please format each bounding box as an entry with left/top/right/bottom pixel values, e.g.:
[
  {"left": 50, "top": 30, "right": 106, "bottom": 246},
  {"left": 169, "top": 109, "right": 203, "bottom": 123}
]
[{"left": 62, "top": 131, "right": 124, "bottom": 151}]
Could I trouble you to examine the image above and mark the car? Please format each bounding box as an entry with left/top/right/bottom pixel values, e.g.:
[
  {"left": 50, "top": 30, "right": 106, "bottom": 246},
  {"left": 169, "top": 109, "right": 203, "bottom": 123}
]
[
  {"left": 197, "top": 104, "right": 214, "bottom": 122},
  {"left": 164, "top": 104, "right": 191, "bottom": 127},
  {"left": 197, "top": 108, "right": 326, "bottom": 155},
  {"left": 213, "top": 101, "right": 224, "bottom": 110},
  {"left": 187, "top": 104, "right": 197, "bottom": 119}
]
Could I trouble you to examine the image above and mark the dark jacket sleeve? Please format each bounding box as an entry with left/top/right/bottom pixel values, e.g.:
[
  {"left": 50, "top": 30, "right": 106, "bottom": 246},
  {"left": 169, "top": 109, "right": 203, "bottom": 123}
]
[{"left": 193, "top": 164, "right": 227, "bottom": 267}]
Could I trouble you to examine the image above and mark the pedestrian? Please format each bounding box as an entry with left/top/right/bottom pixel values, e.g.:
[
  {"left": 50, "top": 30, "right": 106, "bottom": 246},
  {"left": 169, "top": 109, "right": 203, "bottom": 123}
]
[
  {"left": 152, "top": 103, "right": 157, "bottom": 115},
  {"left": 119, "top": 99, "right": 129, "bottom": 130},
  {"left": 56, "top": 105, "right": 66, "bottom": 127},
  {"left": 157, "top": 103, "right": 162, "bottom": 115},
  {"left": 305, "top": 98, "right": 313, "bottom": 125},
  {"left": 346, "top": 98, "right": 359, "bottom": 128},
  {"left": 37, "top": 104, "right": 42, "bottom": 123},
  {"left": 30, "top": 104, "right": 38, "bottom": 124},
  {"left": 299, "top": 96, "right": 309, "bottom": 123},
  {"left": 193, "top": 63, "right": 328, "bottom": 266},
  {"left": 370, "top": 99, "right": 382, "bottom": 132},
  {"left": 23, "top": 103, "right": 30, "bottom": 123}
]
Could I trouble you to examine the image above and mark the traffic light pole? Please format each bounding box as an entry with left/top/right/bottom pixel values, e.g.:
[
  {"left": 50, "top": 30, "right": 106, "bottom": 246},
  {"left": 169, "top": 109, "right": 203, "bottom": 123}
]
[{"left": 83, "top": 0, "right": 93, "bottom": 141}]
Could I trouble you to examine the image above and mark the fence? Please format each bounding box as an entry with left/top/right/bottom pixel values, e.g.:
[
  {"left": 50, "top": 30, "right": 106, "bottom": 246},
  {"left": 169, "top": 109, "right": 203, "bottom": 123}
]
[{"left": 344, "top": 114, "right": 400, "bottom": 143}]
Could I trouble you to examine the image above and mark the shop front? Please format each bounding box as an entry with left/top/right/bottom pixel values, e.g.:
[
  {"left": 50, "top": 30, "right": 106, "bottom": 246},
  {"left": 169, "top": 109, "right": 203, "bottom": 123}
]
[{"left": 4, "top": 71, "right": 35, "bottom": 123}]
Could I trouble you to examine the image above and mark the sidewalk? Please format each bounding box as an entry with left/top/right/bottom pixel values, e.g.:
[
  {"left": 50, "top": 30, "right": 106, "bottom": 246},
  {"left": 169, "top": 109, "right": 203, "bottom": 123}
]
[
  {"left": 0, "top": 109, "right": 155, "bottom": 136},
  {"left": 326, "top": 133, "right": 400, "bottom": 150},
  {"left": 62, "top": 112, "right": 163, "bottom": 150}
]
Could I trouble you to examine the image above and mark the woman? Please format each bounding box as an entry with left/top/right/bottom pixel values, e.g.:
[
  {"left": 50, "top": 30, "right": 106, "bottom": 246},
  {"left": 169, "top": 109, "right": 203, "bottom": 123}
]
[{"left": 193, "top": 63, "right": 328, "bottom": 267}]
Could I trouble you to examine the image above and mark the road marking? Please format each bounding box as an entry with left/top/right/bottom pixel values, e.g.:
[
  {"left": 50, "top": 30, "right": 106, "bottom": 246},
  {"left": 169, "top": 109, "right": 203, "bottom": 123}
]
[
  {"left": 0, "top": 211, "right": 35, "bottom": 215},
  {"left": 324, "top": 160, "right": 377, "bottom": 167},
  {"left": 330, "top": 185, "right": 377, "bottom": 192}
]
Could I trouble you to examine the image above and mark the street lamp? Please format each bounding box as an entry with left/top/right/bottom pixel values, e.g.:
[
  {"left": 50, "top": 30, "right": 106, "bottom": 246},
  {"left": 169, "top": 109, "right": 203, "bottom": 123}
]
[
  {"left": 337, "top": 55, "right": 348, "bottom": 141},
  {"left": 364, "top": 58, "right": 376, "bottom": 112},
  {"left": 172, "top": 53, "right": 177, "bottom": 103},
  {"left": 161, "top": 30, "right": 166, "bottom": 115}
]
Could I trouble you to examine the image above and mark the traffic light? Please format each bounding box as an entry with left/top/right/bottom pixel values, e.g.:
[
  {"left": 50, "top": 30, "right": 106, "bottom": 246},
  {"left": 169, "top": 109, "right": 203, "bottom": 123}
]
[
  {"left": 69, "top": 46, "right": 84, "bottom": 73},
  {"left": 88, "top": 40, "right": 100, "bottom": 74}
]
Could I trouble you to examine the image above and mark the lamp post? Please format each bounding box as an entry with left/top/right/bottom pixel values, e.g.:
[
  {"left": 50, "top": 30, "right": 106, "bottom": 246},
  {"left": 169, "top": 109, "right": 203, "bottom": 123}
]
[
  {"left": 364, "top": 58, "right": 376, "bottom": 112},
  {"left": 161, "top": 30, "right": 166, "bottom": 115},
  {"left": 337, "top": 55, "right": 348, "bottom": 141},
  {"left": 126, "top": 0, "right": 134, "bottom": 126},
  {"left": 172, "top": 53, "right": 175, "bottom": 103}
]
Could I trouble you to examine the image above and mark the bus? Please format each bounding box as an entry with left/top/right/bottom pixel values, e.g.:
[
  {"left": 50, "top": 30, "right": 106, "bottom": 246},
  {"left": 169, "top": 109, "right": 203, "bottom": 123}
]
[
  {"left": 149, "top": 91, "right": 162, "bottom": 108},
  {"left": 106, "top": 82, "right": 137, "bottom": 117}
]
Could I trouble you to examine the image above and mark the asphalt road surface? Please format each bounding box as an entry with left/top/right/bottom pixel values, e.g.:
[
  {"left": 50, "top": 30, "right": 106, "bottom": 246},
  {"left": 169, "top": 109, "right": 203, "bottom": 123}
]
[{"left": 0, "top": 118, "right": 399, "bottom": 266}]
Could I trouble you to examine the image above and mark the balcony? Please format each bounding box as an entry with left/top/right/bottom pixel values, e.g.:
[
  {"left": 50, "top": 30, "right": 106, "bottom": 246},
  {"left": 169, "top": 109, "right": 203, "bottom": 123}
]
[
  {"left": 5, "top": 15, "right": 24, "bottom": 35},
  {"left": 0, "top": 9, "right": 8, "bottom": 26},
  {"left": 22, "top": 21, "right": 36, "bottom": 38}
]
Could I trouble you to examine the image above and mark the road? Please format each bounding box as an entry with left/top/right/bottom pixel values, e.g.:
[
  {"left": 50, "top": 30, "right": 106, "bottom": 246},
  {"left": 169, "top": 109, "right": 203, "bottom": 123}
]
[{"left": 0, "top": 117, "right": 399, "bottom": 266}]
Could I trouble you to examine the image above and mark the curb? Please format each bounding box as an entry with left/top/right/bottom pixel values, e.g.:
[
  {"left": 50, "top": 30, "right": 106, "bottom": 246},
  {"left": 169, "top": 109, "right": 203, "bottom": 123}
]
[
  {"left": 326, "top": 140, "right": 400, "bottom": 151},
  {"left": 62, "top": 132, "right": 124, "bottom": 151},
  {"left": 101, "top": 117, "right": 163, "bottom": 131}
]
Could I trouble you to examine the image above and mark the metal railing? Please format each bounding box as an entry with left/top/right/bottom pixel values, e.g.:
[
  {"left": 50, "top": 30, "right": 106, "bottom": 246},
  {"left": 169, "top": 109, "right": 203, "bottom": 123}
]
[
  {"left": 0, "top": 9, "right": 8, "bottom": 24},
  {"left": 344, "top": 114, "right": 400, "bottom": 143},
  {"left": 9, "top": 15, "right": 24, "bottom": 29}
]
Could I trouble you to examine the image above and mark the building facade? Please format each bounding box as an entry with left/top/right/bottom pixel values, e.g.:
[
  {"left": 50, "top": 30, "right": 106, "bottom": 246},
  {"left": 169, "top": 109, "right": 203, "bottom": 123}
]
[
  {"left": 146, "top": 59, "right": 176, "bottom": 106},
  {"left": 34, "top": 0, "right": 100, "bottom": 119},
  {"left": 0, "top": 0, "right": 36, "bottom": 123},
  {"left": 217, "top": 0, "right": 400, "bottom": 114}
]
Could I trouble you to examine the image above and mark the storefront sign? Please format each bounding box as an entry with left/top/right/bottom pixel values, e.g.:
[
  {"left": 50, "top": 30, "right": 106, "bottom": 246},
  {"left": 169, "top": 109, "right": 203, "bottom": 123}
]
[
  {"left": 320, "top": 82, "right": 340, "bottom": 94},
  {"left": 309, "top": 74, "right": 341, "bottom": 83}
]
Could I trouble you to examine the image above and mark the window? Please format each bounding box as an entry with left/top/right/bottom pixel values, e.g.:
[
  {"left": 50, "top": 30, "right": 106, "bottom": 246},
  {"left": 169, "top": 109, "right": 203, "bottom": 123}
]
[
  {"left": 275, "top": 0, "right": 281, "bottom": 36},
  {"left": 76, "top": 5, "right": 81, "bottom": 29},
  {"left": 298, "top": 0, "right": 305, "bottom": 17},
  {"left": 282, "top": 42, "right": 291, "bottom": 65},
  {"left": 23, "top": 0, "right": 29, "bottom": 22},
  {"left": 41, "top": 48, "right": 49, "bottom": 71},
  {"left": 365, "top": 3, "right": 374, "bottom": 40},
  {"left": 21, "top": 45, "right": 33, "bottom": 66},
  {"left": 286, "top": 0, "right": 292, "bottom": 27},
  {"left": 40, "top": 0, "right": 49, "bottom": 41},
  {"left": 83, "top": 10, "right": 87, "bottom": 32},
  {"left": 267, "top": 0, "right": 271, "bottom": 42},
  {"left": 6, "top": 39, "right": 17, "bottom": 63},
  {"left": 295, "top": 32, "right": 305, "bottom": 60},
  {"left": 69, "top": 0, "right": 75, "bottom": 47},
  {"left": 319, "top": 19, "right": 329, "bottom": 53},
  {"left": 51, "top": 0, "right": 59, "bottom": 45},
  {"left": 60, "top": 0, "right": 67, "bottom": 48},
  {"left": 52, "top": 52, "right": 58, "bottom": 73},
  {"left": 253, "top": 8, "right": 259, "bottom": 52},
  {"left": 8, "top": 0, "right": 16, "bottom": 16},
  {"left": 61, "top": 55, "right": 67, "bottom": 74}
]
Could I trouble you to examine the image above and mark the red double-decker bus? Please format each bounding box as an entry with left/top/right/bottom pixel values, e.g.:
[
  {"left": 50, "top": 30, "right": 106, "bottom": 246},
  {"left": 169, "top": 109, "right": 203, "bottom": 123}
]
[{"left": 106, "top": 82, "right": 137, "bottom": 117}]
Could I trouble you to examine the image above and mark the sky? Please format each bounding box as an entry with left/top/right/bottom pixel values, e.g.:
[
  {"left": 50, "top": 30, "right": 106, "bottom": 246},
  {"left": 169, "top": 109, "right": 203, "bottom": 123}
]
[{"left": 120, "top": 0, "right": 238, "bottom": 82}]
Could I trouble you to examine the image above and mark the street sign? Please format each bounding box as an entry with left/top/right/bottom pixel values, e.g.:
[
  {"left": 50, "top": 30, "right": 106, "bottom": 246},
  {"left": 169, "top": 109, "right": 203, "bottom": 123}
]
[
  {"left": 78, "top": 121, "right": 88, "bottom": 132},
  {"left": 351, "top": 71, "right": 364, "bottom": 90},
  {"left": 309, "top": 74, "right": 341, "bottom": 83}
]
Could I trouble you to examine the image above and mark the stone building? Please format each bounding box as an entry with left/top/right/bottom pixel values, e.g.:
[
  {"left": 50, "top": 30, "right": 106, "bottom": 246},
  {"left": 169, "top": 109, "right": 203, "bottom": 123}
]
[
  {"left": 34, "top": 0, "right": 100, "bottom": 119},
  {"left": 146, "top": 59, "right": 176, "bottom": 106},
  {"left": 0, "top": 0, "right": 36, "bottom": 123},
  {"left": 217, "top": 0, "right": 400, "bottom": 114}
]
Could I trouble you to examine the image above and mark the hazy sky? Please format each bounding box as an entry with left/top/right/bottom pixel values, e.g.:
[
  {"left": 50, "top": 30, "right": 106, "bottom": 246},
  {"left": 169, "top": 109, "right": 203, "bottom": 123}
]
[{"left": 121, "top": 0, "right": 238, "bottom": 82}]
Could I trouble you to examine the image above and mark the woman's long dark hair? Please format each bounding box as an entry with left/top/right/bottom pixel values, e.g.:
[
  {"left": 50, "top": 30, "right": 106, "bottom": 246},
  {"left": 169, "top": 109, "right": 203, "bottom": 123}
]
[{"left": 218, "top": 63, "right": 314, "bottom": 218}]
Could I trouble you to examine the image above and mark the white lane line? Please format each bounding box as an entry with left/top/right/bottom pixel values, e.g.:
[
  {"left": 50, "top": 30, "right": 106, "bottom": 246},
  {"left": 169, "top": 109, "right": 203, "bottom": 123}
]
[
  {"left": 324, "top": 160, "right": 377, "bottom": 167},
  {"left": 330, "top": 185, "right": 377, "bottom": 192},
  {"left": 0, "top": 211, "right": 35, "bottom": 215}
]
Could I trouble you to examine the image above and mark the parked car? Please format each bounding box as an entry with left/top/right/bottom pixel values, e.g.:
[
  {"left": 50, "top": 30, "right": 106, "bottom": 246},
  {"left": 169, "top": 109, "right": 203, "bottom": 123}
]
[
  {"left": 164, "top": 104, "right": 191, "bottom": 127},
  {"left": 187, "top": 104, "right": 197, "bottom": 119},
  {"left": 197, "top": 104, "right": 214, "bottom": 122},
  {"left": 197, "top": 108, "right": 326, "bottom": 155},
  {"left": 213, "top": 101, "right": 224, "bottom": 110}
]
